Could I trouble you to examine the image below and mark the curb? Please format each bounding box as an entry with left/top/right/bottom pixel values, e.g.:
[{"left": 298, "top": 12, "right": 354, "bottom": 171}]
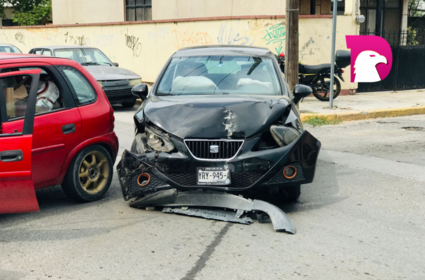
[{"left": 301, "top": 106, "right": 425, "bottom": 122}]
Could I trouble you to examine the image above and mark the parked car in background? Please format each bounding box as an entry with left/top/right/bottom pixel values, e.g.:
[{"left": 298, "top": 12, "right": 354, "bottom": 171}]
[
  {"left": 29, "top": 46, "right": 141, "bottom": 107},
  {"left": 0, "top": 52, "right": 119, "bottom": 214},
  {"left": 0, "top": 43, "right": 22, "bottom": 53}
]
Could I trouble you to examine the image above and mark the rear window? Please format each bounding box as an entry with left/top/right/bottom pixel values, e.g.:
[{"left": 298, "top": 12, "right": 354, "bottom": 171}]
[{"left": 61, "top": 67, "right": 97, "bottom": 105}]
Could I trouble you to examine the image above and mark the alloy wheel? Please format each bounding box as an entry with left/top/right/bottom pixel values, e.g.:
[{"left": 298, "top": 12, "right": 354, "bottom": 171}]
[{"left": 78, "top": 151, "right": 110, "bottom": 195}]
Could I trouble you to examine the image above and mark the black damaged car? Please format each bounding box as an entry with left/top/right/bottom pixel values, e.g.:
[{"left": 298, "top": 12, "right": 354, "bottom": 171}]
[{"left": 117, "top": 45, "right": 321, "bottom": 232}]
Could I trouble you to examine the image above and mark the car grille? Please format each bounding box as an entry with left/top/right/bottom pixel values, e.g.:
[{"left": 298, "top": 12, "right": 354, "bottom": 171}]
[
  {"left": 166, "top": 171, "right": 266, "bottom": 188},
  {"left": 184, "top": 139, "right": 244, "bottom": 160},
  {"left": 103, "top": 86, "right": 132, "bottom": 96}
]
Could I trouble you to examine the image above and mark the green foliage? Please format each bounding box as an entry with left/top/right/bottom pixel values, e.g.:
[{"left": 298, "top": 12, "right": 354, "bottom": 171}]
[
  {"left": 0, "top": 0, "right": 50, "bottom": 25},
  {"left": 409, "top": 0, "right": 424, "bottom": 17},
  {"left": 303, "top": 115, "right": 342, "bottom": 126},
  {"left": 407, "top": 27, "right": 419, "bottom": 46}
]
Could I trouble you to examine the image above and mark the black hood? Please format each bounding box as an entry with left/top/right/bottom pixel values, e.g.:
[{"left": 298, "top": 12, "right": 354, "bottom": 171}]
[{"left": 136, "top": 95, "right": 291, "bottom": 139}]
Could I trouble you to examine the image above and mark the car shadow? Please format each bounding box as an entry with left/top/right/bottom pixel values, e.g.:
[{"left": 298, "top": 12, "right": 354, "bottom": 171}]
[
  {"left": 111, "top": 104, "right": 139, "bottom": 112},
  {"left": 0, "top": 178, "right": 124, "bottom": 230},
  {"left": 255, "top": 159, "right": 347, "bottom": 215}
]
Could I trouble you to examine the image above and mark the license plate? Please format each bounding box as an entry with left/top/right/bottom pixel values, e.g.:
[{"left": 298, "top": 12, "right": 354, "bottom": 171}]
[{"left": 197, "top": 167, "right": 231, "bottom": 185}]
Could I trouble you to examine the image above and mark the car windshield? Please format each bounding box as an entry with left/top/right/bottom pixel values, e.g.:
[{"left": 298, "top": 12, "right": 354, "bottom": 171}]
[
  {"left": 54, "top": 48, "right": 113, "bottom": 66},
  {"left": 156, "top": 55, "right": 283, "bottom": 96},
  {"left": 0, "top": 45, "right": 21, "bottom": 53}
]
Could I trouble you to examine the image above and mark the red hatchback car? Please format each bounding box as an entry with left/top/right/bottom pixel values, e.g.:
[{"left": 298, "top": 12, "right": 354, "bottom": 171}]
[{"left": 0, "top": 53, "right": 119, "bottom": 214}]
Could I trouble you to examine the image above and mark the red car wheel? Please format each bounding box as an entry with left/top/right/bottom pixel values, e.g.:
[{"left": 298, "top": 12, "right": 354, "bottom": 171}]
[{"left": 62, "top": 145, "right": 113, "bottom": 202}]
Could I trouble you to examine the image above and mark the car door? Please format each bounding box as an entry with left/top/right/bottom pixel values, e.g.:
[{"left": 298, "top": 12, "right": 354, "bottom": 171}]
[
  {"left": 0, "top": 69, "right": 40, "bottom": 214},
  {"left": 0, "top": 64, "right": 82, "bottom": 188}
]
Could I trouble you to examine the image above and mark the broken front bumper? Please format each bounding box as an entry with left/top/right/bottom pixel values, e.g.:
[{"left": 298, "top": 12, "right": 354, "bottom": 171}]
[
  {"left": 131, "top": 189, "right": 296, "bottom": 233},
  {"left": 117, "top": 130, "right": 321, "bottom": 201}
]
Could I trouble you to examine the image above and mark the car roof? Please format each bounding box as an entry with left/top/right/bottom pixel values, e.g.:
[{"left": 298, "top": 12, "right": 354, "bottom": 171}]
[
  {"left": 0, "top": 52, "right": 77, "bottom": 64},
  {"left": 33, "top": 45, "right": 99, "bottom": 50},
  {"left": 173, "top": 45, "right": 274, "bottom": 58}
]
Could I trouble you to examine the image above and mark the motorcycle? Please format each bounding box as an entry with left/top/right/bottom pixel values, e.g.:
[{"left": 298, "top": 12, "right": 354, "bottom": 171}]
[{"left": 276, "top": 50, "right": 351, "bottom": 101}]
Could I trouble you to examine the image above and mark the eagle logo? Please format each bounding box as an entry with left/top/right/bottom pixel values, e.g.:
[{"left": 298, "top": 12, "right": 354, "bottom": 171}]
[{"left": 354, "top": 50, "right": 388, "bottom": 83}]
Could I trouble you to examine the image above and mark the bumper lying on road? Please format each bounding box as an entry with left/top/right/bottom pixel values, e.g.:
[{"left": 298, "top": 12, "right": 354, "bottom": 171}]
[
  {"left": 130, "top": 189, "right": 296, "bottom": 233},
  {"left": 117, "top": 130, "right": 321, "bottom": 201}
]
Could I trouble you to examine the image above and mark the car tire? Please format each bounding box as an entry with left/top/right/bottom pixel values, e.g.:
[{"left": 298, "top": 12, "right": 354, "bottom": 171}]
[
  {"left": 62, "top": 145, "right": 113, "bottom": 202},
  {"left": 122, "top": 98, "right": 136, "bottom": 108},
  {"left": 281, "top": 185, "right": 301, "bottom": 202}
]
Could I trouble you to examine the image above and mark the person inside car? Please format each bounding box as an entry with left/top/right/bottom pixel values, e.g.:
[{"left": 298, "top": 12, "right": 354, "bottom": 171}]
[{"left": 35, "top": 75, "right": 61, "bottom": 112}]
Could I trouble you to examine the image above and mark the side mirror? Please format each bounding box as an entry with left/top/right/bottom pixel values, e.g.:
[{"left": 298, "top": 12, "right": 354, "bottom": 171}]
[
  {"left": 112, "top": 62, "right": 119, "bottom": 67},
  {"left": 292, "top": 84, "right": 312, "bottom": 104},
  {"left": 132, "top": 83, "right": 148, "bottom": 101}
]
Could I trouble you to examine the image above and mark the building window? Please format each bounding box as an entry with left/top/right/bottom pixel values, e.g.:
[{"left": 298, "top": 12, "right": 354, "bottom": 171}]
[{"left": 126, "top": 0, "right": 152, "bottom": 21}]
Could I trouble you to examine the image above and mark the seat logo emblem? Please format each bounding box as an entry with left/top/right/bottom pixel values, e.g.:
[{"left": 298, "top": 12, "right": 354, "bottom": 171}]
[{"left": 210, "top": 145, "right": 219, "bottom": 153}]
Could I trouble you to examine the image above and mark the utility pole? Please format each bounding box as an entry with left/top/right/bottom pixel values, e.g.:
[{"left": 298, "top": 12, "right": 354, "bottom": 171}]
[
  {"left": 329, "top": 0, "right": 338, "bottom": 108},
  {"left": 285, "top": 0, "right": 299, "bottom": 92}
]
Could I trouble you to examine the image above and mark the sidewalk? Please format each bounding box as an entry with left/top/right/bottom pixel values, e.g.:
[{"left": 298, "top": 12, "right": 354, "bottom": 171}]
[{"left": 299, "top": 89, "right": 425, "bottom": 122}]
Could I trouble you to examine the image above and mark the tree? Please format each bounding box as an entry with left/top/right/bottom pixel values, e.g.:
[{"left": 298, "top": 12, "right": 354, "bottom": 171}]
[
  {"left": 409, "top": 0, "right": 425, "bottom": 17},
  {"left": 0, "top": 0, "right": 51, "bottom": 26}
]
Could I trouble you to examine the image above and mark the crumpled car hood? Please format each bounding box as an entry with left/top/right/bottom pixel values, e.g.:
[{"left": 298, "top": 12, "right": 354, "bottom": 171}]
[
  {"left": 137, "top": 95, "right": 291, "bottom": 139},
  {"left": 84, "top": 65, "right": 140, "bottom": 81}
]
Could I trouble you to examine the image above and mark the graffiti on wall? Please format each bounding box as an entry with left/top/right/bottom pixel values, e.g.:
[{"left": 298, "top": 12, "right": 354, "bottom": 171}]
[
  {"left": 171, "top": 30, "right": 212, "bottom": 49},
  {"left": 64, "top": 32, "right": 87, "bottom": 46},
  {"left": 217, "top": 22, "right": 255, "bottom": 46},
  {"left": 262, "top": 23, "right": 286, "bottom": 55},
  {"left": 15, "top": 32, "right": 25, "bottom": 45},
  {"left": 26, "top": 27, "right": 59, "bottom": 40},
  {"left": 147, "top": 28, "right": 170, "bottom": 40},
  {"left": 125, "top": 29, "right": 142, "bottom": 57},
  {"left": 299, "top": 37, "right": 315, "bottom": 60}
]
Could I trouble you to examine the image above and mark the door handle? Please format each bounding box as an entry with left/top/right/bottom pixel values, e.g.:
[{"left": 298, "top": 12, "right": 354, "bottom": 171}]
[
  {"left": 0, "top": 150, "right": 23, "bottom": 162},
  {"left": 62, "top": 123, "right": 76, "bottom": 134}
]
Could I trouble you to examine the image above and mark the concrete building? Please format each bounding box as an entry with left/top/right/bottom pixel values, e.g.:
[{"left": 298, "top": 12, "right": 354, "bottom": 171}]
[
  {"left": 0, "top": 0, "right": 412, "bottom": 93},
  {"left": 0, "top": 7, "right": 16, "bottom": 26},
  {"left": 51, "top": 0, "right": 408, "bottom": 44}
]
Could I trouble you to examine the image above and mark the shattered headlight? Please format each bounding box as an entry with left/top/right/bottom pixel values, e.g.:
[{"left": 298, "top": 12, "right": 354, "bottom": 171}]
[
  {"left": 145, "top": 126, "right": 175, "bottom": 152},
  {"left": 270, "top": 125, "right": 301, "bottom": 147}
]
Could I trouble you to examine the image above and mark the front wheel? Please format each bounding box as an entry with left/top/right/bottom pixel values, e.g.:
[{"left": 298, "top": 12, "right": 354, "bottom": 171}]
[
  {"left": 62, "top": 145, "right": 113, "bottom": 202},
  {"left": 312, "top": 74, "right": 341, "bottom": 102}
]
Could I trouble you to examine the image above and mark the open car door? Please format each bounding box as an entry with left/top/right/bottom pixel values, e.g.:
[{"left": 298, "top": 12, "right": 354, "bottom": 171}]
[{"left": 0, "top": 69, "right": 40, "bottom": 214}]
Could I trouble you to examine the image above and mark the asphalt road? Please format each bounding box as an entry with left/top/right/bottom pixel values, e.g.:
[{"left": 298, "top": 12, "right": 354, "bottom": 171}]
[{"left": 1, "top": 107, "right": 424, "bottom": 280}]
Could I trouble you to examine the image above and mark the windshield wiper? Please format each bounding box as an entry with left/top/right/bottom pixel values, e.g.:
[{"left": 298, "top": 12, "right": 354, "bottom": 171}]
[{"left": 81, "top": 62, "right": 101, "bottom": 66}]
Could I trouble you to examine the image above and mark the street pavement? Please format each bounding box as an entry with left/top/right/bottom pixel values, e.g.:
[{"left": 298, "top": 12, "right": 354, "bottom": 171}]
[{"left": 1, "top": 106, "right": 424, "bottom": 280}]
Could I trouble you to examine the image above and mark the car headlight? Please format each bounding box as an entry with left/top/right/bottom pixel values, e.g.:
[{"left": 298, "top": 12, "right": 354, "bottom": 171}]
[
  {"left": 97, "top": 81, "right": 103, "bottom": 88},
  {"left": 129, "top": 79, "right": 142, "bottom": 87},
  {"left": 270, "top": 125, "right": 301, "bottom": 147},
  {"left": 145, "top": 126, "right": 175, "bottom": 152}
]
